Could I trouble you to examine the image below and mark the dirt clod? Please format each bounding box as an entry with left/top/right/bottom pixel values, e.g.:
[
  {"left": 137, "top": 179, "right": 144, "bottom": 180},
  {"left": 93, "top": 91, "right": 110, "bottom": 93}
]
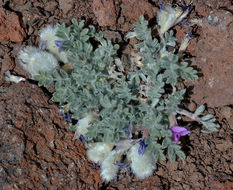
[
  {"left": 59, "top": 0, "right": 74, "bottom": 14},
  {"left": 0, "top": 7, "right": 26, "bottom": 42},
  {"left": 92, "top": 0, "right": 117, "bottom": 27},
  {"left": 191, "top": 10, "right": 233, "bottom": 107},
  {"left": 121, "top": 0, "right": 157, "bottom": 22}
]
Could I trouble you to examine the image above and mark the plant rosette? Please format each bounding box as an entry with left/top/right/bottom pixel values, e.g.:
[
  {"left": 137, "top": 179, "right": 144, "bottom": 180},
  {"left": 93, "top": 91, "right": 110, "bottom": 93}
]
[{"left": 15, "top": 1, "right": 220, "bottom": 182}]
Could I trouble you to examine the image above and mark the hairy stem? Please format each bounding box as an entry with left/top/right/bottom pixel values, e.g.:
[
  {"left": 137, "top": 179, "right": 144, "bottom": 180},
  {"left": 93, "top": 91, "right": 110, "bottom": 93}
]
[{"left": 176, "top": 109, "right": 201, "bottom": 122}]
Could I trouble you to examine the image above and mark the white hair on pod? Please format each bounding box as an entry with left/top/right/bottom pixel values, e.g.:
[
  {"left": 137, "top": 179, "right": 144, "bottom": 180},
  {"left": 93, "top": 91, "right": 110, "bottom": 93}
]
[
  {"left": 157, "top": 4, "right": 191, "bottom": 37},
  {"left": 87, "top": 142, "right": 114, "bottom": 164},
  {"left": 4, "top": 71, "right": 26, "bottom": 83},
  {"left": 128, "top": 143, "right": 156, "bottom": 179},
  {"left": 18, "top": 46, "right": 58, "bottom": 79},
  {"left": 40, "top": 25, "right": 68, "bottom": 63},
  {"left": 72, "top": 113, "right": 94, "bottom": 140},
  {"left": 100, "top": 151, "right": 120, "bottom": 182}
]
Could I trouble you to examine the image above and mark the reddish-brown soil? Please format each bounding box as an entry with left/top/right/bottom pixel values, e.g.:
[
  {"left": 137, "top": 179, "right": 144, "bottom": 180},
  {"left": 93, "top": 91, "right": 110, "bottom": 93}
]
[{"left": 0, "top": 0, "right": 232, "bottom": 189}]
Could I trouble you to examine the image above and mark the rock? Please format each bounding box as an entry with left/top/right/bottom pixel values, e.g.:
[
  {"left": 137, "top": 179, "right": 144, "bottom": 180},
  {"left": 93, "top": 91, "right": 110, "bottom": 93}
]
[
  {"left": 103, "top": 30, "right": 122, "bottom": 43},
  {"left": 156, "top": 167, "right": 164, "bottom": 176},
  {"left": 121, "top": 0, "right": 157, "bottom": 22},
  {"left": 228, "top": 117, "right": 233, "bottom": 130},
  {"left": 182, "top": 184, "right": 191, "bottom": 190},
  {"left": 92, "top": 0, "right": 117, "bottom": 27},
  {"left": 166, "top": 161, "right": 178, "bottom": 171},
  {"left": 0, "top": 7, "right": 26, "bottom": 42},
  {"left": 202, "top": 0, "right": 232, "bottom": 9},
  {"left": 59, "top": 0, "right": 73, "bottom": 14},
  {"left": 187, "top": 101, "right": 197, "bottom": 112},
  {"left": 191, "top": 10, "right": 233, "bottom": 107},
  {"left": 172, "top": 171, "right": 183, "bottom": 182},
  {"left": 190, "top": 172, "right": 202, "bottom": 183},
  {"left": 215, "top": 141, "right": 233, "bottom": 152},
  {"left": 230, "top": 163, "right": 233, "bottom": 172},
  {"left": 213, "top": 180, "right": 233, "bottom": 190},
  {"left": 220, "top": 106, "right": 232, "bottom": 120},
  {"left": 0, "top": 54, "right": 15, "bottom": 81},
  {"left": 45, "top": 1, "right": 58, "bottom": 12}
]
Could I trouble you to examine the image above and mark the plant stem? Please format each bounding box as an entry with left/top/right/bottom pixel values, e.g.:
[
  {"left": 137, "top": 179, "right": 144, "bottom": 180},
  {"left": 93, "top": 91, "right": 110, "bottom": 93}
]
[{"left": 176, "top": 109, "right": 201, "bottom": 122}]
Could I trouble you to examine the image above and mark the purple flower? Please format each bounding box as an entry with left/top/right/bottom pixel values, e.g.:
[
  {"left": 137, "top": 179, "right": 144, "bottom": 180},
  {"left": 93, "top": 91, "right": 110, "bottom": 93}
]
[
  {"left": 138, "top": 140, "right": 146, "bottom": 155},
  {"left": 171, "top": 126, "right": 191, "bottom": 142},
  {"left": 54, "top": 40, "right": 68, "bottom": 52},
  {"left": 91, "top": 163, "right": 100, "bottom": 169},
  {"left": 159, "top": 0, "right": 164, "bottom": 9},
  {"left": 186, "top": 29, "right": 195, "bottom": 40},
  {"left": 61, "top": 113, "right": 70, "bottom": 121},
  {"left": 181, "top": 20, "right": 190, "bottom": 27},
  {"left": 180, "top": 1, "right": 193, "bottom": 12},
  {"left": 4, "top": 71, "right": 10, "bottom": 77},
  {"left": 113, "top": 161, "right": 130, "bottom": 169},
  {"left": 39, "top": 41, "right": 47, "bottom": 50},
  {"left": 188, "top": 6, "right": 193, "bottom": 12},
  {"left": 113, "top": 176, "right": 118, "bottom": 184},
  {"left": 80, "top": 134, "right": 86, "bottom": 145}
]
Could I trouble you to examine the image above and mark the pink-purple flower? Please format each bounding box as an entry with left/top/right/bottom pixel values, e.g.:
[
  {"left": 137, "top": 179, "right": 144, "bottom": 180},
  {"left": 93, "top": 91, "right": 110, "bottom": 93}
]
[
  {"left": 54, "top": 40, "right": 68, "bottom": 52},
  {"left": 91, "top": 163, "right": 100, "bottom": 169},
  {"left": 138, "top": 140, "right": 146, "bottom": 155},
  {"left": 171, "top": 126, "right": 191, "bottom": 142},
  {"left": 80, "top": 134, "right": 86, "bottom": 145}
]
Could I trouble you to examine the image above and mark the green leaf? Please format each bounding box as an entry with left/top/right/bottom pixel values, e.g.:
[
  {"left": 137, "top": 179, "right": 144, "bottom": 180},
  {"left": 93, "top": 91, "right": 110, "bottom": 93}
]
[
  {"left": 162, "top": 137, "right": 172, "bottom": 149},
  {"left": 165, "top": 90, "right": 186, "bottom": 114},
  {"left": 100, "top": 95, "right": 112, "bottom": 108},
  {"left": 160, "top": 54, "right": 179, "bottom": 86},
  {"left": 194, "top": 105, "right": 205, "bottom": 116},
  {"left": 175, "top": 150, "right": 186, "bottom": 160},
  {"left": 201, "top": 121, "right": 220, "bottom": 133},
  {"left": 178, "top": 62, "right": 198, "bottom": 81},
  {"left": 201, "top": 114, "right": 214, "bottom": 121},
  {"left": 59, "top": 69, "right": 68, "bottom": 78},
  {"left": 56, "top": 24, "right": 70, "bottom": 40},
  {"left": 52, "top": 87, "right": 68, "bottom": 104},
  {"left": 146, "top": 76, "right": 165, "bottom": 107},
  {"left": 33, "top": 71, "right": 54, "bottom": 87},
  {"left": 132, "top": 15, "right": 151, "bottom": 40},
  {"left": 163, "top": 30, "right": 177, "bottom": 47},
  {"left": 168, "top": 145, "right": 176, "bottom": 162},
  {"left": 69, "top": 124, "right": 77, "bottom": 132}
]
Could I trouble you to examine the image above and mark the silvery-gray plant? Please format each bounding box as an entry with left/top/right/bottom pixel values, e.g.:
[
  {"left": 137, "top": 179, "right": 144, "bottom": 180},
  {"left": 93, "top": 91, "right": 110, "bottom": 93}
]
[{"left": 17, "top": 1, "right": 219, "bottom": 182}]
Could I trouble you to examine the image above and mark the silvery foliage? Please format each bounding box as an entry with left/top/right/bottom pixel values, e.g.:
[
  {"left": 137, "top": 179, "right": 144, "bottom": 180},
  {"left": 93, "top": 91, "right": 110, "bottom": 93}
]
[{"left": 34, "top": 17, "right": 219, "bottom": 163}]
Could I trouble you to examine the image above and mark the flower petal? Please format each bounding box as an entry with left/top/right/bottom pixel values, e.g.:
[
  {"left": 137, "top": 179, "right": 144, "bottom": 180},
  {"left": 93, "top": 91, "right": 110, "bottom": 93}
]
[
  {"left": 173, "top": 133, "right": 181, "bottom": 142},
  {"left": 171, "top": 125, "right": 191, "bottom": 142},
  {"left": 138, "top": 141, "right": 146, "bottom": 155},
  {"left": 180, "top": 130, "right": 191, "bottom": 136},
  {"left": 171, "top": 126, "right": 187, "bottom": 133}
]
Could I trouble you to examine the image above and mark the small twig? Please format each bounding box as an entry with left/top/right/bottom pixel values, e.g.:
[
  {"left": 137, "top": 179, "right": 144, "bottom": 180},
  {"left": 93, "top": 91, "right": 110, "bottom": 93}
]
[{"left": 176, "top": 108, "right": 201, "bottom": 122}]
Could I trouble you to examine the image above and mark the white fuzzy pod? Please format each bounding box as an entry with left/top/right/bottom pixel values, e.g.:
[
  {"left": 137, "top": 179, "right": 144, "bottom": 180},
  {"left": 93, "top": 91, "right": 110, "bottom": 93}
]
[
  {"left": 157, "top": 4, "right": 189, "bottom": 36},
  {"left": 72, "top": 113, "right": 94, "bottom": 140},
  {"left": 87, "top": 143, "right": 114, "bottom": 164},
  {"left": 157, "top": 4, "right": 177, "bottom": 35},
  {"left": 128, "top": 144, "right": 156, "bottom": 180},
  {"left": 4, "top": 71, "right": 26, "bottom": 83},
  {"left": 40, "top": 25, "right": 68, "bottom": 63},
  {"left": 178, "top": 35, "right": 191, "bottom": 53},
  {"left": 18, "top": 46, "right": 58, "bottom": 78},
  {"left": 100, "top": 151, "right": 119, "bottom": 182}
]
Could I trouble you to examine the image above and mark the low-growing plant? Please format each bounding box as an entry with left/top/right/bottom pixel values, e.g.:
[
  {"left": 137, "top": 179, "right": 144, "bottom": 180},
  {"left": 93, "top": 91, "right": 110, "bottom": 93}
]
[{"left": 17, "top": 1, "right": 220, "bottom": 182}]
